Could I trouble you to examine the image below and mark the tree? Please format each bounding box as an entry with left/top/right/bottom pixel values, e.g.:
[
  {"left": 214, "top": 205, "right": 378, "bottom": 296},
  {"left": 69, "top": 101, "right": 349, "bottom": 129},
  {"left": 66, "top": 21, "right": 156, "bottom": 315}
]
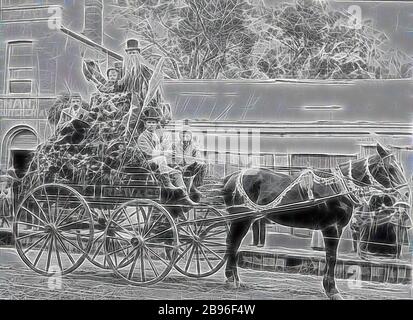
[
  {"left": 109, "top": 0, "right": 258, "bottom": 79},
  {"left": 254, "top": 0, "right": 412, "bottom": 79},
  {"left": 108, "top": 0, "right": 412, "bottom": 80}
]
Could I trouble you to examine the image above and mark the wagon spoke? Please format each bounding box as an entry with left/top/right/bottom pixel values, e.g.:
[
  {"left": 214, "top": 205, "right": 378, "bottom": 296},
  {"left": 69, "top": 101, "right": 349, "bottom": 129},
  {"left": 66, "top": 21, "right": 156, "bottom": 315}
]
[
  {"left": 16, "top": 221, "right": 45, "bottom": 230},
  {"left": 143, "top": 206, "right": 153, "bottom": 235},
  {"left": 57, "top": 219, "right": 90, "bottom": 230},
  {"left": 199, "top": 242, "right": 224, "bottom": 261},
  {"left": 114, "top": 233, "right": 133, "bottom": 256},
  {"left": 133, "top": 207, "right": 142, "bottom": 235},
  {"left": 145, "top": 227, "right": 173, "bottom": 242},
  {"left": 127, "top": 249, "right": 141, "bottom": 280},
  {"left": 59, "top": 233, "right": 89, "bottom": 255},
  {"left": 177, "top": 226, "right": 192, "bottom": 237},
  {"left": 145, "top": 242, "right": 176, "bottom": 249},
  {"left": 146, "top": 246, "right": 170, "bottom": 267},
  {"left": 198, "top": 244, "right": 214, "bottom": 271},
  {"left": 42, "top": 186, "right": 53, "bottom": 223},
  {"left": 140, "top": 248, "right": 145, "bottom": 282},
  {"left": 56, "top": 204, "right": 83, "bottom": 227},
  {"left": 139, "top": 206, "right": 147, "bottom": 221},
  {"left": 20, "top": 206, "right": 48, "bottom": 226},
  {"left": 202, "top": 227, "right": 227, "bottom": 239},
  {"left": 33, "top": 234, "right": 51, "bottom": 268},
  {"left": 120, "top": 208, "right": 139, "bottom": 236},
  {"left": 107, "top": 243, "right": 132, "bottom": 256},
  {"left": 187, "top": 224, "right": 197, "bottom": 237},
  {"left": 174, "top": 243, "right": 192, "bottom": 264},
  {"left": 198, "top": 208, "right": 211, "bottom": 231},
  {"left": 105, "top": 235, "right": 131, "bottom": 243},
  {"left": 184, "top": 245, "right": 196, "bottom": 272},
  {"left": 144, "top": 248, "right": 159, "bottom": 278},
  {"left": 192, "top": 208, "right": 198, "bottom": 234},
  {"left": 116, "top": 247, "right": 138, "bottom": 269},
  {"left": 91, "top": 237, "right": 106, "bottom": 261},
  {"left": 54, "top": 236, "right": 64, "bottom": 272},
  {"left": 143, "top": 213, "right": 164, "bottom": 237},
  {"left": 29, "top": 195, "right": 49, "bottom": 224},
  {"left": 15, "top": 230, "right": 45, "bottom": 241},
  {"left": 54, "top": 233, "right": 75, "bottom": 264},
  {"left": 201, "top": 240, "right": 226, "bottom": 246},
  {"left": 23, "top": 234, "right": 48, "bottom": 254},
  {"left": 55, "top": 194, "right": 72, "bottom": 224},
  {"left": 196, "top": 246, "right": 201, "bottom": 276},
  {"left": 111, "top": 239, "right": 118, "bottom": 268},
  {"left": 110, "top": 218, "right": 135, "bottom": 237},
  {"left": 52, "top": 188, "right": 60, "bottom": 224}
]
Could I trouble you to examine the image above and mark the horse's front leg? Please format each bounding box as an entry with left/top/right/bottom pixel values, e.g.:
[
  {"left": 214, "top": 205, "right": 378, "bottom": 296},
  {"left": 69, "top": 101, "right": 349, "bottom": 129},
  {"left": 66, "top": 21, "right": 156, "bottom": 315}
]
[
  {"left": 225, "top": 218, "right": 252, "bottom": 288},
  {"left": 321, "top": 225, "right": 344, "bottom": 300}
]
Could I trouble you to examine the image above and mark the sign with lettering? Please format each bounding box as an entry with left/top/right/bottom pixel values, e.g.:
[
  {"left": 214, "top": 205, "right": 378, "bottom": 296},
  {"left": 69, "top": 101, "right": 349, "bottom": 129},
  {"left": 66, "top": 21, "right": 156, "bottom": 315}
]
[{"left": 0, "top": 98, "right": 52, "bottom": 119}]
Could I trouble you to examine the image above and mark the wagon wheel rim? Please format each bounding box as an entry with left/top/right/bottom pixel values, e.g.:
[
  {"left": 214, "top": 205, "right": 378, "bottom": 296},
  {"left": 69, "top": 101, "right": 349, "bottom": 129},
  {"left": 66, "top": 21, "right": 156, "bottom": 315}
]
[
  {"left": 85, "top": 206, "right": 113, "bottom": 269},
  {"left": 174, "top": 205, "right": 228, "bottom": 278},
  {"left": 13, "top": 184, "right": 94, "bottom": 276},
  {"left": 104, "top": 199, "right": 178, "bottom": 286}
]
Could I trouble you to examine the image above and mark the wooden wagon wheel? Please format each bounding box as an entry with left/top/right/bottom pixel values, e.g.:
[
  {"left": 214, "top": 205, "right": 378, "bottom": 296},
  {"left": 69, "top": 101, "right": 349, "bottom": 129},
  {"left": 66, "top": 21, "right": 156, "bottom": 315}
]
[
  {"left": 13, "top": 184, "right": 94, "bottom": 276},
  {"left": 85, "top": 205, "right": 116, "bottom": 269},
  {"left": 87, "top": 168, "right": 158, "bottom": 270},
  {"left": 104, "top": 199, "right": 178, "bottom": 286},
  {"left": 174, "top": 205, "right": 228, "bottom": 278}
]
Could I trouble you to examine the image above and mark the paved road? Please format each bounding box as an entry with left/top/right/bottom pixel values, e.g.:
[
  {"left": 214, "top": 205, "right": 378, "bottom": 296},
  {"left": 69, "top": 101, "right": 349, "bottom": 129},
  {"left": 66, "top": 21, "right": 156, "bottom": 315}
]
[{"left": 0, "top": 247, "right": 411, "bottom": 300}]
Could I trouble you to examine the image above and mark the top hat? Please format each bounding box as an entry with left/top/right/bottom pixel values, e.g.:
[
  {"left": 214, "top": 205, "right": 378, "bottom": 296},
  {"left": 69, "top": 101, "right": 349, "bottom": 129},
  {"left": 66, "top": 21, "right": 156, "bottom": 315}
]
[{"left": 125, "top": 39, "right": 141, "bottom": 53}]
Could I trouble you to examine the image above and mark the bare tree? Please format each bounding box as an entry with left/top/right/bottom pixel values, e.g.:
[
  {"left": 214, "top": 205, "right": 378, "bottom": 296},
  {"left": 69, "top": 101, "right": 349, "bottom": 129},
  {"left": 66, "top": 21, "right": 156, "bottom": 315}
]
[
  {"left": 109, "top": 0, "right": 258, "bottom": 79},
  {"left": 108, "top": 0, "right": 412, "bottom": 80}
]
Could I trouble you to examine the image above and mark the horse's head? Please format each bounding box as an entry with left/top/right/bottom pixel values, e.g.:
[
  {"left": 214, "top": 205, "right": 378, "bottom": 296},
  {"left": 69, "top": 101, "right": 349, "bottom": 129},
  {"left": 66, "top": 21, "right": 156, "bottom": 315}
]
[{"left": 368, "top": 144, "right": 410, "bottom": 202}]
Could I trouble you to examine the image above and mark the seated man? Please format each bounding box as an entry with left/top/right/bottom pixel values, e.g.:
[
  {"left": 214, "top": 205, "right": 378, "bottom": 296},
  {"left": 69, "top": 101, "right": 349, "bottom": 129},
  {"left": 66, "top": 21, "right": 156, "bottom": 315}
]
[
  {"left": 172, "top": 128, "right": 207, "bottom": 201},
  {"left": 56, "top": 93, "right": 90, "bottom": 145},
  {"left": 57, "top": 93, "right": 88, "bottom": 126},
  {"left": 137, "top": 109, "right": 197, "bottom": 206}
]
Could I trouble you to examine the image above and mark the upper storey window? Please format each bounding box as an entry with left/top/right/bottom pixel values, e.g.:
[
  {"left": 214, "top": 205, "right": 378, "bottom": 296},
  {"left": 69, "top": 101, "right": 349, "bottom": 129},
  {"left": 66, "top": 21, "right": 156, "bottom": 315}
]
[{"left": 6, "top": 41, "right": 34, "bottom": 94}]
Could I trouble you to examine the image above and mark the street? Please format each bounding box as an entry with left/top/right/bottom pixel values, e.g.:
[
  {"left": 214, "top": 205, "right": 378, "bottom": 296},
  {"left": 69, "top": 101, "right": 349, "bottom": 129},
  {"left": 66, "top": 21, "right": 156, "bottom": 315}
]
[{"left": 0, "top": 247, "right": 411, "bottom": 300}]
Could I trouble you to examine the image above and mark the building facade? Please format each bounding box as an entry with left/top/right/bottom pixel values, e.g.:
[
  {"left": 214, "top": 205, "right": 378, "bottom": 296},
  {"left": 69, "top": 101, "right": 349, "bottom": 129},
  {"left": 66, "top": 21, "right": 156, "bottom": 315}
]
[{"left": 0, "top": 0, "right": 122, "bottom": 176}]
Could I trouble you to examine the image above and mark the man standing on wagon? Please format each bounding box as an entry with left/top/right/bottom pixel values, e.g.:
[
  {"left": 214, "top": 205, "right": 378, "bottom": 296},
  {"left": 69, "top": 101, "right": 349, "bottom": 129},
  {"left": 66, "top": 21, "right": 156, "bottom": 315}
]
[{"left": 138, "top": 108, "right": 197, "bottom": 206}]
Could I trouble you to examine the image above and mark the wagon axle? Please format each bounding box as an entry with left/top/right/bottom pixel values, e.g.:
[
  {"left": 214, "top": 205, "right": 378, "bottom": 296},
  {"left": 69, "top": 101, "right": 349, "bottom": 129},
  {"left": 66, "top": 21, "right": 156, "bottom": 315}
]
[
  {"left": 43, "top": 224, "right": 57, "bottom": 234},
  {"left": 130, "top": 236, "right": 145, "bottom": 248}
]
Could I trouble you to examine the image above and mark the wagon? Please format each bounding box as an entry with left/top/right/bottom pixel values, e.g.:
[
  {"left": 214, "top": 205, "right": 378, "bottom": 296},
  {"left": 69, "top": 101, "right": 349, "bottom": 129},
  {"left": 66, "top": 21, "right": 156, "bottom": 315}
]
[
  {"left": 13, "top": 156, "right": 390, "bottom": 286},
  {"left": 12, "top": 166, "right": 230, "bottom": 286}
]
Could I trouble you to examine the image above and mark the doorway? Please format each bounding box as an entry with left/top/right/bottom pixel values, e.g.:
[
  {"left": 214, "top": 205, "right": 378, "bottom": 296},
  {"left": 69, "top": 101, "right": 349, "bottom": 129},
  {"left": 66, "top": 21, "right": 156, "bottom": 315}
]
[{"left": 11, "top": 150, "right": 34, "bottom": 179}]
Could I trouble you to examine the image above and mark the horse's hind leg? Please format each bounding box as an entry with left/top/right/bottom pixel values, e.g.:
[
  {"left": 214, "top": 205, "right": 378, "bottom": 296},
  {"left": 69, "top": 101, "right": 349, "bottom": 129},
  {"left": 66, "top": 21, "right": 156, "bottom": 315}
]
[
  {"left": 321, "top": 225, "right": 344, "bottom": 300},
  {"left": 225, "top": 218, "right": 252, "bottom": 288}
]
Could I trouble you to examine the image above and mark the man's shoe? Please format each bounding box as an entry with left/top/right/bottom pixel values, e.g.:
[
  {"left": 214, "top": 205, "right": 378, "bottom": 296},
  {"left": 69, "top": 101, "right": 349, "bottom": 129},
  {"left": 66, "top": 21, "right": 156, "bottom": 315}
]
[
  {"left": 189, "top": 185, "right": 203, "bottom": 201},
  {"left": 175, "top": 197, "right": 197, "bottom": 207},
  {"left": 174, "top": 189, "right": 198, "bottom": 206}
]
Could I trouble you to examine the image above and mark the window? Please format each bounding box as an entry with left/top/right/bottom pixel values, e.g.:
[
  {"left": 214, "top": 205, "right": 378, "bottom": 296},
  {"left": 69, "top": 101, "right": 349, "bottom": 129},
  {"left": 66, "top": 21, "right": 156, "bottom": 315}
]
[
  {"left": 1, "top": 0, "right": 46, "bottom": 7},
  {"left": 6, "top": 41, "right": 34, "bottom": 94}
]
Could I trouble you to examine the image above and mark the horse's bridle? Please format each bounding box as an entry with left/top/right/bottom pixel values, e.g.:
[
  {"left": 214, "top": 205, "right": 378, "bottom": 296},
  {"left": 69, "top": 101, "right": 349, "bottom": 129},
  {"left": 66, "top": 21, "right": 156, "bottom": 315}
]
[{"left": 338, "top": 155, "right": 410, "bottom": 204}]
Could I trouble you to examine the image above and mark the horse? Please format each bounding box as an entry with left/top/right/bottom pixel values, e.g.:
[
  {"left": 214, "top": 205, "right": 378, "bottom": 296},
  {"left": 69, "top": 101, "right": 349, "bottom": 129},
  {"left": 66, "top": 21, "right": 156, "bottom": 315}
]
[{"left": 222, "top": 144, "right": 410, "bottom": 300}]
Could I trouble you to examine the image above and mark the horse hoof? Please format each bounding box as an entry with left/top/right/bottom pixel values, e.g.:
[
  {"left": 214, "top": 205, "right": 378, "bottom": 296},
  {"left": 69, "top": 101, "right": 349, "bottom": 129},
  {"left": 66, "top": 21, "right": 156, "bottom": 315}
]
[
  {"left": 235, "top": 280, "right": 247, "bottom": 289},
  {"left": 225, "top": 277, "right": 235, "bottom": 288},
  {"left": 329, "top": 293, "right": 344, "bottom": 300}
]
